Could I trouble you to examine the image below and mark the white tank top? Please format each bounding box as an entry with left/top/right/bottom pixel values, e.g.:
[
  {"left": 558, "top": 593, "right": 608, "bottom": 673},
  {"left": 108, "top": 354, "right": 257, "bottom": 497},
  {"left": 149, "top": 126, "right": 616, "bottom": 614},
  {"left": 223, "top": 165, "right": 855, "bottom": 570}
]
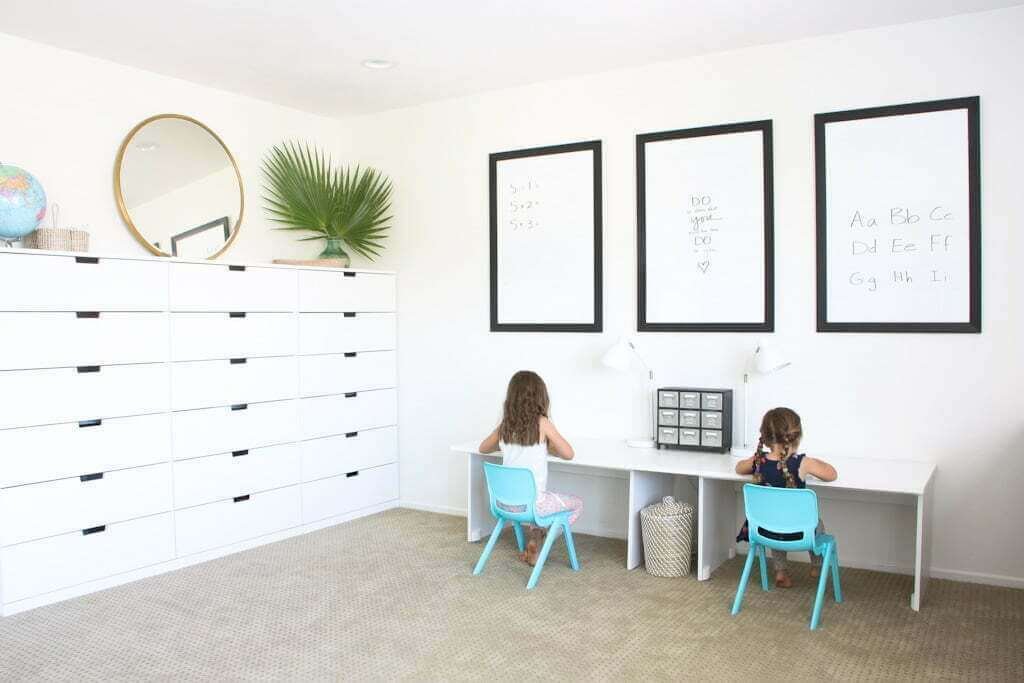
[{"left": 500, "top": 438, "right": 549, "bottom": 493}]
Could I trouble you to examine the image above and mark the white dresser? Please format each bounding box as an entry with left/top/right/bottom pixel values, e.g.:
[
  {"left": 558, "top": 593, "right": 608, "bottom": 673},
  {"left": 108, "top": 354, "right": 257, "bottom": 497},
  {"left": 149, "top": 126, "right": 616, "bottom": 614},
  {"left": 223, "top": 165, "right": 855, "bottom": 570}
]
[{"left": 0, "top": 249, "right": 399, "bottom": 615}]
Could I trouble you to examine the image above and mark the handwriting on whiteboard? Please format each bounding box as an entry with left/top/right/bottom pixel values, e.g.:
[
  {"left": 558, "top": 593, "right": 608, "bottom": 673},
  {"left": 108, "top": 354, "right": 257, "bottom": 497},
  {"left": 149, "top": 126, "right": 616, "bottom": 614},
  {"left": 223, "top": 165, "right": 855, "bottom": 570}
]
[
  {"left": 507, "top": 180, "right": 542, "bottom": 231},
  {"left": 686, "top": 194, "right": 721, "bottom": 274},
  {"left": 846, "top": 205, "right": 956, "bottom": 292}
]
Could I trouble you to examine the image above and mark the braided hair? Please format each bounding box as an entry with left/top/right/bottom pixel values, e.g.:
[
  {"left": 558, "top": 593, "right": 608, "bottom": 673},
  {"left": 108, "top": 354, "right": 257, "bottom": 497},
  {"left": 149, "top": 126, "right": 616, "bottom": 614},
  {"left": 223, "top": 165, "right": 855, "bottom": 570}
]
[{"left": 751, "top": 407, "right": 803, "bottom": 488}]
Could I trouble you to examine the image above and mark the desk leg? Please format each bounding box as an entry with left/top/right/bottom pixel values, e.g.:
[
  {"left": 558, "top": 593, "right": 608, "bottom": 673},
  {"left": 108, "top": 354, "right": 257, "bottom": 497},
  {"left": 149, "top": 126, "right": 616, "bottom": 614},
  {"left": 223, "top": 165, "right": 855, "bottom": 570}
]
[
  {"left": 911, "top": 477, "right": 934, "bottom": 611},
  {"left": 626, "top": 470, "right": 676, "bottom": 570},
  {"left": 467, "top": 453, "right": 495, "bottom": 542},
  {"left": 698, "top": 477, "right": 736, "bottom": 581}
]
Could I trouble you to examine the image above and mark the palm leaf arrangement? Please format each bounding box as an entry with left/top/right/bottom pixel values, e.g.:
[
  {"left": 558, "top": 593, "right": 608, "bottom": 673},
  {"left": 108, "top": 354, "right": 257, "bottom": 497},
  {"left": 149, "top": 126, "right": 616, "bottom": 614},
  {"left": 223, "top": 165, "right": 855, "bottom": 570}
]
[{"left": 261, "top": 141, "right": 392, "bottom": 262}]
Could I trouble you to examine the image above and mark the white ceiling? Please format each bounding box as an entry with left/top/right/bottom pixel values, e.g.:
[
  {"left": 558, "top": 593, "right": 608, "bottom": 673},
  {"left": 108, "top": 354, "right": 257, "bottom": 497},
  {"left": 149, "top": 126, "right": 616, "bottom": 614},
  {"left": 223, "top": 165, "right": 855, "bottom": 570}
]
[{"left": 2, "top": 1, "right": 1017, "bottom": 117}]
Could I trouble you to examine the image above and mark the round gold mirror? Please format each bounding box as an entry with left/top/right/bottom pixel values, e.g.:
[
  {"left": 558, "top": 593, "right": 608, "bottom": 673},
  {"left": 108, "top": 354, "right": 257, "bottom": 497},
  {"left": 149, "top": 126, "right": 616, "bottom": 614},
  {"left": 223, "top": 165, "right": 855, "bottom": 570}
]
[{"left": 115, "top": 114, "right": 244, "bottom": 259}]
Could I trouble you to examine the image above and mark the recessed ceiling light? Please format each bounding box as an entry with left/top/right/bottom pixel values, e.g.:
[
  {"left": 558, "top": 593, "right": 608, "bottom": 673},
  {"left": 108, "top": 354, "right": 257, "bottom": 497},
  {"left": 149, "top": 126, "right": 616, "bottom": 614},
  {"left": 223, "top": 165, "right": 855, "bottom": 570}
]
[{"left": 362, "top": 59, "right": 395, "bottom": 70}]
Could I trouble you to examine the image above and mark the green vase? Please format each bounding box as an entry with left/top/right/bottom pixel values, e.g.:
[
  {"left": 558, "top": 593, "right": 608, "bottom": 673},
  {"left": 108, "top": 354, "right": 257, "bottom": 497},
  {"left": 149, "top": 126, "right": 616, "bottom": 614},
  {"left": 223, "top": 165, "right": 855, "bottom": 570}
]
[{"left": 318, "top": 238, "right": 350, "bottom": 266}]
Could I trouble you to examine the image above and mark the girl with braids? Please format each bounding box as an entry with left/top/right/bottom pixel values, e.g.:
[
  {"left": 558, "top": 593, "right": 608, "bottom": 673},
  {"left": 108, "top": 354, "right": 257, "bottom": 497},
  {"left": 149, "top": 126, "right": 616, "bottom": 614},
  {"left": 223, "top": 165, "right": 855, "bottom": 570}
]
[
  {"left": 735, "top": 407, "right": 837, "bottom": 588},
  {"left": 479, "top": 371, "right": 582, "bottom": 566}
]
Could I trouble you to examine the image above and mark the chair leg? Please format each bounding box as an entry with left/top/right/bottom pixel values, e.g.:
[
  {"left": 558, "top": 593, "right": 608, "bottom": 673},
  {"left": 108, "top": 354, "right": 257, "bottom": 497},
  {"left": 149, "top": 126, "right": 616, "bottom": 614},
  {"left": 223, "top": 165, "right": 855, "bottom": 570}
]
[
  {"left": 809, "top": 543, "right": 833, "bottom": 630},
  {"left": 512, "top": 522, "right": 525, "bottom": 553},
  {"left": 473, "top": 519, "right": 505, "bottom": 576},
  {"left": 831, "top": 546, "right": 843, "bottom": 603},
  {"left": 757, "top": 545, "right": 770, "bottom": 592},
  {"left": 731, "top": 544, "right": 758, "bottom": 615},
  {"left": 526, "top": 525, "right": 561, "bottom": 589},
  {"left": 562, "top": 520, "right": 580, "bottom": 571}
]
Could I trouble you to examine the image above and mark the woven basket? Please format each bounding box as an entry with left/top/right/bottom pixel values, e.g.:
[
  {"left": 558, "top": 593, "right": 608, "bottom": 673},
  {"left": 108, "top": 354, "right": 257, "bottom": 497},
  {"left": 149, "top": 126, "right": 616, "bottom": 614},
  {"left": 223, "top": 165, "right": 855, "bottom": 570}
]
[
  {"left": 23, "top": 228, "right": 89, "bottom": 252},
  {"left": 640, "top": 496, "right": 695, "bottom": 577}
]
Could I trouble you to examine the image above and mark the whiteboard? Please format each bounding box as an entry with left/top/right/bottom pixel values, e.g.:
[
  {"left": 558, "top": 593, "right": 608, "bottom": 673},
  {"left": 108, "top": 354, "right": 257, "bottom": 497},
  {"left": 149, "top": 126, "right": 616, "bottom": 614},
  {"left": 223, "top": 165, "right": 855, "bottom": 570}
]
[
  {"left": 638, "top": 122, "right": 772, "bottom": 331},
  {"left": 490, "top": 142, "right": 601, "bottom": 331},
  {"left": 817, "top": 98, "right": 980, "bottom": 332}
]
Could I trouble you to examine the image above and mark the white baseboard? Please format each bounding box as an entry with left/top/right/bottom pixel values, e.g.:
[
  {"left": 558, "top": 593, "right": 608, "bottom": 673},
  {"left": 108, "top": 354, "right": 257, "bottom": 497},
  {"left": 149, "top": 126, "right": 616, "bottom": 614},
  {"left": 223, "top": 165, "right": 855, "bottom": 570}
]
[
  {"left": 734, "top": 547, "right": 1024, "bottom": 589},
  {"left": 2, "top": 500, "right": 399, "bottom": 617},
  {"left": 398, "top": 500, "right": 466, "bottom": 517}
]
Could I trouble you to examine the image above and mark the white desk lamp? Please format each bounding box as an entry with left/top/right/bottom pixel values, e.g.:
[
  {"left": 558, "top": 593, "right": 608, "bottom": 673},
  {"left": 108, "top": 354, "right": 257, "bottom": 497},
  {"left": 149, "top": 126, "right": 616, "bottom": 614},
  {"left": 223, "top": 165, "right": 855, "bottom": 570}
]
[
  {"left": 743, "top": 340, "right": 791, "bottom": 448},
  {"left": 601, "top": 337, "right": 656, "bottom": 448}
]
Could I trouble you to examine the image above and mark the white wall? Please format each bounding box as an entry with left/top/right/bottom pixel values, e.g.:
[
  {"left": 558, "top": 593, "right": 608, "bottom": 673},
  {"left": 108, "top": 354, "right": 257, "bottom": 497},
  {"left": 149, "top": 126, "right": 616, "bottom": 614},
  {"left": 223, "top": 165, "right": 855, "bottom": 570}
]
[
  {"left": 342, "top": 7, "right": 1024, "bottom": 585},
  {"left": 0, "top": 33, "right": 362, "bottom": 265}
]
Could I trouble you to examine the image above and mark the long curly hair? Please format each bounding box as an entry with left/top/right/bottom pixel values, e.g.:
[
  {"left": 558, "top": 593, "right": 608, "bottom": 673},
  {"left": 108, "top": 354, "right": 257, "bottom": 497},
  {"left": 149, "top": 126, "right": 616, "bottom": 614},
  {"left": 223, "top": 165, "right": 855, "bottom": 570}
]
[
  {"left": 498, "top": 370, "right": 550, "bottom": 446},
  {"left": 753, "top": 407, "right": 803, "bottom": 488}
]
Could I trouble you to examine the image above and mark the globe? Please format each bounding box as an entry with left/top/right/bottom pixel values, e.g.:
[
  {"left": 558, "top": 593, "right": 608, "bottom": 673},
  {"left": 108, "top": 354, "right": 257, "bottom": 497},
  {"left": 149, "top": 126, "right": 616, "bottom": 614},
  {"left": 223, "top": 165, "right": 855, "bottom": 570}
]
[{"left": 0, "top": 164, "right": 47, "bottom": 241}]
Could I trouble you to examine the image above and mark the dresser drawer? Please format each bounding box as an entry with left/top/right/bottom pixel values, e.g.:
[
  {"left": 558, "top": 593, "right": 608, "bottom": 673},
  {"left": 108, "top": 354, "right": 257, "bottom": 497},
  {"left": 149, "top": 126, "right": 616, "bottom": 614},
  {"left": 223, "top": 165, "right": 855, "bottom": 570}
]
[
  {"left": 0, "top": 363, "right": 169, "bottom": 430},
  {"left": 299, "top": 351, "right": 397, "bottom": 398},
  {"left": 298, "top": 313, "right": 396, "bottom": 354},
  {"left": 0, "top": 253, "right": 167, "bottom": 312},
  {"left": 300, "top": 389, "right": 397, "bottom": 440},
  {"left": 0, "top": 463, "right": 172, "bottom": 546},
  {"left": 0, "top": 414, "right": 170, "bottom": 488},
  {"left": 657, "top": 391, "right": 678, "bottom": 408},
  {"left": 1, "top": 513, "right": 174, "bottom": 603},
  {"left": 701, "top": 411, "right": 723, "bottom": 429},
  {"left": 679, "top": 428, "right": 701, "bottom": 447},
  {"left": 168, "top": 262, "right": 296, "bottom": 312},
  {"left": 174, "top": 443, "right": 301, "bottom": 509},
  {"left": 175, "top": 485, "right": 301, "bottom": 556},
  {"left": 171, "top": 400, "right": 298, "bottom": 460},
  {"left": 170, "top": 312, "right": 297, "bottom": 361},
  {"left": 301, "top": 463, "right": 398, "bottom": 523},
  {"left": 0, "top": 312, "right": 168, "bottom": 371},
  {"left": 680, "top": 411, "right": 701, "bottom": 428},
  {"left": 302, "top": 426, "right": 398, "bottom": 483},
  {"left": 298, "top": 271, "right": 395, "bottom": 312},
  {"left": 657, "top": 409, "right": 679, "bottom": 427},
  {"left": 171, "top": 356, "right": 297, "bottom": 411}
]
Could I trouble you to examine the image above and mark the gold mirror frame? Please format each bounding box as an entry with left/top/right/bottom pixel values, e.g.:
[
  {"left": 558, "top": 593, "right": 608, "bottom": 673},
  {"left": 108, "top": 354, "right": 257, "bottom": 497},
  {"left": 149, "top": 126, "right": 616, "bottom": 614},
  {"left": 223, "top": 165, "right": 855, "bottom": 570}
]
[{"left": 114, "top": 113, "right": 245, "bottom": 259}]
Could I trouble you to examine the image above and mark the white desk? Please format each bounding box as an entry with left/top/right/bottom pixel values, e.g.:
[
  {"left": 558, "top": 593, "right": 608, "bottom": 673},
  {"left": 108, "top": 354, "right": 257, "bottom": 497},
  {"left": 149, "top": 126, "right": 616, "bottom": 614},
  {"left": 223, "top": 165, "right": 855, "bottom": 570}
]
[{"left": 452, "top": 438, "right": 936, "bottom": 611}]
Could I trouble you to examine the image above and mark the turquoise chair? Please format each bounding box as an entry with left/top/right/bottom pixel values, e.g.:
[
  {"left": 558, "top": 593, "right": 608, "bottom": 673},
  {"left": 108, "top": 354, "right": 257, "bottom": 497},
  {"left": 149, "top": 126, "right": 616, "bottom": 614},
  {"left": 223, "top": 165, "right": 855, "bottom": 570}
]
[
  {"left": 472, "top": 462, "right": 580, "bottom": 589},
  {"left": 731, "top": 483, "right": 843, "bottom": 630}
]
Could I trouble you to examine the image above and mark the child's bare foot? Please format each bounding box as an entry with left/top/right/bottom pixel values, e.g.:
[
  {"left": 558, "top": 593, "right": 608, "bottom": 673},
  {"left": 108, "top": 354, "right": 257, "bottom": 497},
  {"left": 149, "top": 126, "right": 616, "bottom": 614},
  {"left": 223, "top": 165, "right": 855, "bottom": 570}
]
[
  {"left": 519, "top": 538, "right": 539, "bottom": 566},
  {"left": 810, "top": 566, "right": 820, "bottom": 578},
  {"left": 775, "top": 572, "right": 793, "bottom": 588}
]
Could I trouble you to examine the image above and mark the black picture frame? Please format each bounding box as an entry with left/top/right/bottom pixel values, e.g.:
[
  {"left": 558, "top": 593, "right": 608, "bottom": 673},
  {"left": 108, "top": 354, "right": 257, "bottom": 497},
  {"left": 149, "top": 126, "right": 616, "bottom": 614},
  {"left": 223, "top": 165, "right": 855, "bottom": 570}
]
[
  {"left": 815, "top": 97, "right": 981, "bottom": 333},
  {"left": 171, "top": 216, "right": 231, "bottom": 257},
  {"left": 636, "top": 120, "right": 774, "bottom": 332},
  {"left": 489, "top": 140, "right": 603, "bottom": 332}
]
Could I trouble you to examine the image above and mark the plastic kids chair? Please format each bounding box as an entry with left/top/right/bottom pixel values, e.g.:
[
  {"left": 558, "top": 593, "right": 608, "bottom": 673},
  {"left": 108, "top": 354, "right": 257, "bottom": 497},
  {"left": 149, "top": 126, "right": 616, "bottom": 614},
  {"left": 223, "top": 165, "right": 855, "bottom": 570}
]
[
  {"left": 731, "top": 483, "right": 843, "bottom": 630},
  {"left": 472, "top": 462, "right": 580, "bottom": 589}
]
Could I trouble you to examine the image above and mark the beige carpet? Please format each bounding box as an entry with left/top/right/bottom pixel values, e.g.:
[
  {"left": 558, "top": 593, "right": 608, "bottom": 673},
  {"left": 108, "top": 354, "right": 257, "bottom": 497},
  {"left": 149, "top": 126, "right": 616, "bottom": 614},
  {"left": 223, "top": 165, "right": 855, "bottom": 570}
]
[{"left": 0, "top": 508, "right": 1020, "bottom": 681}]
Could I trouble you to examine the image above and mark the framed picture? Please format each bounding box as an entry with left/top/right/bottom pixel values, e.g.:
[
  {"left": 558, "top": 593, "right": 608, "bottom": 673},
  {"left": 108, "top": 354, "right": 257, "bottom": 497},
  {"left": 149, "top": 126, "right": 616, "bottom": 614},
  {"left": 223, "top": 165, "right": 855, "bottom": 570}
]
[
  {"left": 815, "top": 97, "right": 981, "bottom": 333},
  {"left": 637, "top": 120, "right": 774, "bottom": 332},
  {"left": 489, "top": 140, "right": 602, "bottom": 332},
  {"left": 171, "top": 216, "right": 231, "bottom": 258}
]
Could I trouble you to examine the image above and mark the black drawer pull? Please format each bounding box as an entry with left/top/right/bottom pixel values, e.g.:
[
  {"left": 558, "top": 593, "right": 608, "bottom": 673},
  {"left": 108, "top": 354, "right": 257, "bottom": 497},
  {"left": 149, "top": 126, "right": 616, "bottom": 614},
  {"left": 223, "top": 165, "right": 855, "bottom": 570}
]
[
  {"left": 78, "top": 418, "right": 102, "bottom": 428},
  {"left": 80, "top": 472, "right": 104, "bottom": 482},
  {"left": 346, "top": 471, "right": 359, "bottom": 478},
  {"left": 229, "top": 312, "right": 247, "bottom": 319},
  {"left": 233, "top": 495, "right": 250, "bottom": 503},
  {"left": 343, "top": 272, "right": 357, "bottom": 278},
  {"left": 344, "top": 352, "right": 357, "bottom": 358},
  {"left": 228, "top": 265, "right": 246, "bottom": 272},
  {"left": 230, "top": 357, "right": 247, "bottom": 365},
  {"left": 75, "top": 256, "right": 99, "bottom": 264},
  {"left": 82, "top": 525, "right": 106, "bottom": 535},
  {"left": 232, "top": 449, "right": 249, "bottom": 457},
  {"left": 76, "top": 311, "right": 100, "bottom": 319},
  {"left": 230, "top": 403, "right": 248, "bottom": 411},
  {"left": 345, "top": 431, "right": 358, "bottom": 438},
  {"left": 343, "top": 312, "right": 357, "bottom": 318},
  {"left": 344, "top": 392, "right": 357, "bottom": 398},
  {"left": 76, "top": 365, "right": 100, "bottom": 374}
]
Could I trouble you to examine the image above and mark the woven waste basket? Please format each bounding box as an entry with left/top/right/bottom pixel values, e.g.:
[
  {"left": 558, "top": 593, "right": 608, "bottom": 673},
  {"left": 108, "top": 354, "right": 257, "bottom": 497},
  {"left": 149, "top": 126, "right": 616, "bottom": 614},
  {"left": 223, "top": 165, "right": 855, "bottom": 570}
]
[{"left": 640, "top": 495, "right": 695, "bottom": 577}]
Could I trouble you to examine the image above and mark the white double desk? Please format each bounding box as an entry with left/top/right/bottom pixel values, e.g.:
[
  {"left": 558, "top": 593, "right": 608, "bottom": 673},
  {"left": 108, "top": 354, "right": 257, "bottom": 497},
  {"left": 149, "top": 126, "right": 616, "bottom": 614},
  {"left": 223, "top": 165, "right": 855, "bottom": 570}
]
[{"left": 452, "top": 438, "right": 936, "bottom": 611}]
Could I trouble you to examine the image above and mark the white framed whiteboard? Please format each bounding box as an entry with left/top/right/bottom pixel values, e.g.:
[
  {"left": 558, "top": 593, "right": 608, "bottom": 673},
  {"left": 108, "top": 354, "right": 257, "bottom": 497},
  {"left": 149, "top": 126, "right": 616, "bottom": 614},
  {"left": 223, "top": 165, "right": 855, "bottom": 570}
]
[
  {"left": 489, "top": 141, "right": 602, "bottom": 332},
  {"left": 816, "top": 97, "right": 981, "bottom": 333},
  {"left": 637, "top": 120, "right": 774, "bottom": 332}
]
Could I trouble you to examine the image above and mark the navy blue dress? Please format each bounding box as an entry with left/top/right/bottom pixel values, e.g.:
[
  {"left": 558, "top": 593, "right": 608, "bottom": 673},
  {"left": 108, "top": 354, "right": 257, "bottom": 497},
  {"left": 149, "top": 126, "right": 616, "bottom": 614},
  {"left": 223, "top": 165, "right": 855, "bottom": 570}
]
[{"left": 736, "top": 452, "right": 806, "bottom": 543}]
